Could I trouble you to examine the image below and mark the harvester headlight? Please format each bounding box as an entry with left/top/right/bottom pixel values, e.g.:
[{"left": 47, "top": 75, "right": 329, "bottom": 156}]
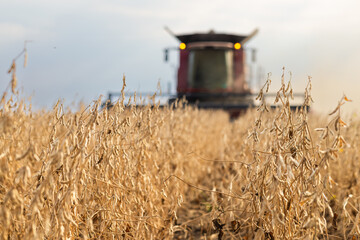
[
  {"left": 234, "top": 42, "right": 241, "bottom": 50},
  {"left": 179, "top": 43, "right": 186, "bottom": 50}
]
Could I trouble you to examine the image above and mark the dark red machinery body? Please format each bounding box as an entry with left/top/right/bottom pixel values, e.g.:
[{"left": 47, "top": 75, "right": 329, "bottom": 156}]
[
  {"left": 177, "top": 49, "right": 189, "bottom": 93},
  {"left": 170, "top": 30, "right": 257, "bottom": 111}
]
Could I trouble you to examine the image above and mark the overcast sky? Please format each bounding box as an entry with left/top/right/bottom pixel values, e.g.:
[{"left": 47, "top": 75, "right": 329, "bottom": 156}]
[{"left": 1, "top": 0, "right": 360, "bottom": 113}]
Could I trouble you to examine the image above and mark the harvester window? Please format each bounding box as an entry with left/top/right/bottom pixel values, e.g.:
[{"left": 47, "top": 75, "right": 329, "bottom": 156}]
[{"left": 188, "top": 49, "right": 233, "bottom": 90}]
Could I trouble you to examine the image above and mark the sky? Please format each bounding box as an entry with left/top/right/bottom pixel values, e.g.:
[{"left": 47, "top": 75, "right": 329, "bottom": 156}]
[{"left": 1, "top": 0, "right": 360, "bottom": 114}]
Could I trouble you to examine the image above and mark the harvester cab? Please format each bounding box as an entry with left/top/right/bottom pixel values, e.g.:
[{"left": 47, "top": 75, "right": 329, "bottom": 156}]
[{"left": 164, "top": 28, "right": 259, "bottom": 115}]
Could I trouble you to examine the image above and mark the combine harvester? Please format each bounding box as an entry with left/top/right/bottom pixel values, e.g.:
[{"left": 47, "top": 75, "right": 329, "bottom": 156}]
[{"left": 105, "top": 28, "right": 305, "bottom": 116}]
